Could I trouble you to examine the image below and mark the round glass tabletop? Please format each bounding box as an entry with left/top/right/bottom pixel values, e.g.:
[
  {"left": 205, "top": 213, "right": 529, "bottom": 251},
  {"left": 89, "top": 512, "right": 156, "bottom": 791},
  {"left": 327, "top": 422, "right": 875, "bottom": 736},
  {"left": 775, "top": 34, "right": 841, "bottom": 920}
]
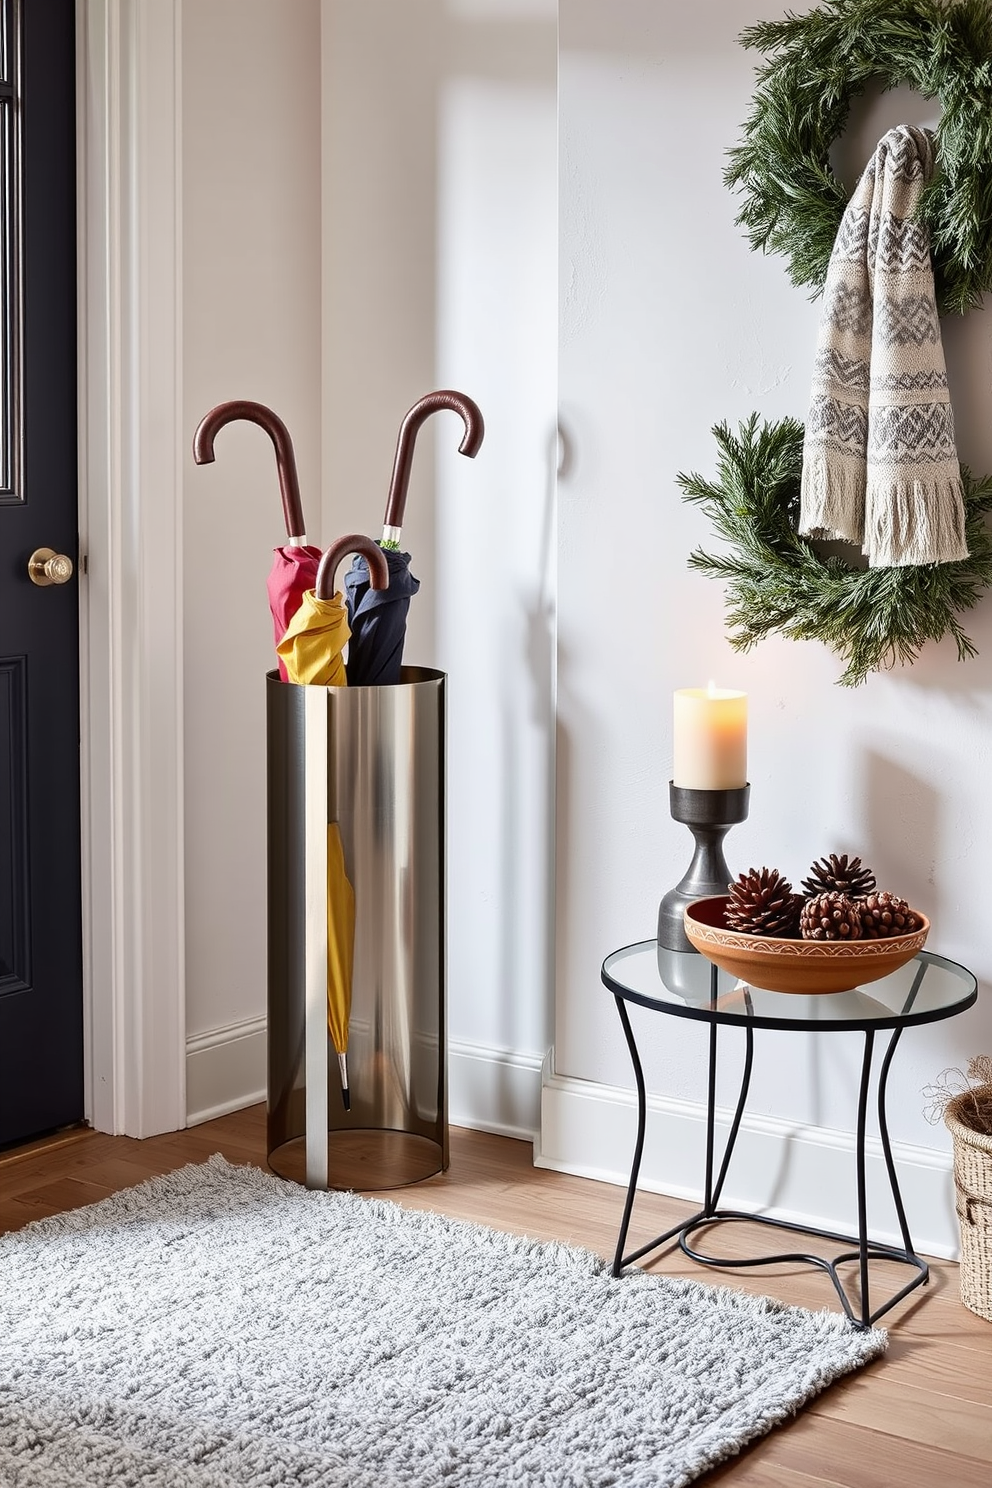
[{"left": 601, "top": 941, "right": 977, "bottom": 1032}]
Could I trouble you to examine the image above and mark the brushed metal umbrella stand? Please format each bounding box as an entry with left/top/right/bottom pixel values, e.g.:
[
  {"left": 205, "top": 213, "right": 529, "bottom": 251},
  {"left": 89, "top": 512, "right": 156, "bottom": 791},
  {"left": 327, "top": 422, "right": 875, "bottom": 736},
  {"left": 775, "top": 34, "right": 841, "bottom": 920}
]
[
  {"left": 194, "top": 395, "right": 459, "bottom": 1192},
  {"left": 197, "top": 388, "right": 488, "bottom": 1192},
  {"left": 265, "top": 661, "right": 449, "bottom": 1191},
  {"left": 264, "top": 389, "right": 485, "bottom": 1192}
]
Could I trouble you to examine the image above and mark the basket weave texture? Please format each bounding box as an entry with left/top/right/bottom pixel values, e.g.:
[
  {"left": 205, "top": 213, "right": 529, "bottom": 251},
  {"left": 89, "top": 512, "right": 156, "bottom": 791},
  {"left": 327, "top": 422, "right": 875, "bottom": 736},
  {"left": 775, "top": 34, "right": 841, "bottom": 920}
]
[{"left": 946, "top": 1087, "right": 992, "bottom": 1322}]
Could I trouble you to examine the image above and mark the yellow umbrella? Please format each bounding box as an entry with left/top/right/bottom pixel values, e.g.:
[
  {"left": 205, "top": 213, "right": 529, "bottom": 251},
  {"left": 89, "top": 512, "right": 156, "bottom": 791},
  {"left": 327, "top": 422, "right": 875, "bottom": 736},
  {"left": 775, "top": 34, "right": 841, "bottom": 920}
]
[
  {"left": 277, "top": 534, "right": 390, "bottom": 1109},
  {"left": 325, "top": 821, "right": 355, "bottom": 1107},
  {"left": 275, "top": 588, "right": 351, "bottom": 686}
]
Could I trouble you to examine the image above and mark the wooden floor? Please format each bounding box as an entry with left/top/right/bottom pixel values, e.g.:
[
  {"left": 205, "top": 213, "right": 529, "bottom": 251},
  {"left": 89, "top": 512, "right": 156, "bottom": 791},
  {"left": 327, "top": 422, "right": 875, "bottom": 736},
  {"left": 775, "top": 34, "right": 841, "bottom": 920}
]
[{"left": 2, "top": 1107, "right": 990, "bottom": 1486}]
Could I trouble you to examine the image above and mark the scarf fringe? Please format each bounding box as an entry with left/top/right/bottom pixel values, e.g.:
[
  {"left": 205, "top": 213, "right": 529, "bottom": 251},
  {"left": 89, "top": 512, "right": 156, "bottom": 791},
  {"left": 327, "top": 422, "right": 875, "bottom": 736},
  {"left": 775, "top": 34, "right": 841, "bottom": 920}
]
[
  {"left": 799, "top": 459, "right": 865, "bottom": 545},
  {"left": 864, "top": 476, "right": 969, "bottom": 568}
]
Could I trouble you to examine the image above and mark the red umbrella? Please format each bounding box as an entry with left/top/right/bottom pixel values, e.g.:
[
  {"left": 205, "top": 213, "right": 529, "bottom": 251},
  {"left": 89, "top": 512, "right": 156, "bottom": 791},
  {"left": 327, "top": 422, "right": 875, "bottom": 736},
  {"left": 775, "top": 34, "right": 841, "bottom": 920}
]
[
  {"left": 276, "top": 534, "right": 389, "bottom": 687},
  {"left": 193, "top": 399, "right": 321, "bottom": 679}
]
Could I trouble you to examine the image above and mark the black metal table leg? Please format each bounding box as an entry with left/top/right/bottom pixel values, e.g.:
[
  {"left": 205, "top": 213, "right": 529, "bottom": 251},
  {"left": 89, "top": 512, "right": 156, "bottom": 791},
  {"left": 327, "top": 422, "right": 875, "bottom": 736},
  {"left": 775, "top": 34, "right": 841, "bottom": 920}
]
[
  {"left": 709, "top": 994, "right": 754, "bottom": 1212},
  {"left": 603, "top": 940, "right": 976, "bottom": 1328},
  {"left": 611, "top": 993, "right": 649, "bottom": 1277},
  {"left": 878, "top": 960, "right": 927, "bottom": 1265},
  {"left": 702, "top": 980, "right": 718, "bottom": 1213},
  {"left": 878, "top": 1025, "right": 916, "bottom": 1256},
  {"left": 866, "top": 1016, "right": 930, "bottom": 1323},
  {"left": 612, "top": 965, "right": 754, "bottom": 1275},
  {"left": 677, "top": 1024, "right": 930, "bottom": 1329},
  {"left": 613, "top": 992, "right": 930, "bottom": 1328},
  {"left": 855, "top": 1029, "right": 875, "bottom": 1325}
]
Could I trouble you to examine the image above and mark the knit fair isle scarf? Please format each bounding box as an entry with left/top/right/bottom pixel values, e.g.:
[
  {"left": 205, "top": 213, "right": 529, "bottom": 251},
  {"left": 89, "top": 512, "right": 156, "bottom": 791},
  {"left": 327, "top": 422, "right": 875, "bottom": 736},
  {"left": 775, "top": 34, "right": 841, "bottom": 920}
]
[{"left": 799, "top": 125, "right": 968, "bottom": 568}]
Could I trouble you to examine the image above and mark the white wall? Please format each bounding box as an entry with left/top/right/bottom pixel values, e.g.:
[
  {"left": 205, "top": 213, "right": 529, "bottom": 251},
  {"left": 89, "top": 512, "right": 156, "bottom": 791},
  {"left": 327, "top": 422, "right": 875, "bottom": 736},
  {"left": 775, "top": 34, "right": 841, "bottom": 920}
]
[
  {"left": 174, "top": 0, "right": 992, "bottom": 1259},
  {"left": 182, "top": 0, "right": 323, "bottom": 1120},
  {"left": 321, "top": 0, "right": 558, "bottom": 1135},
  {"left": 178, "top": 0, "right": 557, "bottom": 1131},
  {"left": 546, "top": 0, "right": 992, "bottom": 1256}
]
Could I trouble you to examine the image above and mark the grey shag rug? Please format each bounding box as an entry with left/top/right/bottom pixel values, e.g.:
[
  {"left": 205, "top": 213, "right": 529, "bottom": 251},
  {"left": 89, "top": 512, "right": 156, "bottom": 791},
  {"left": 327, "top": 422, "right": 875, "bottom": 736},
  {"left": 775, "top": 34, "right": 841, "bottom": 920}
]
[{"left": 0, "top": 1155, "right": 885, "bottom": 1487}]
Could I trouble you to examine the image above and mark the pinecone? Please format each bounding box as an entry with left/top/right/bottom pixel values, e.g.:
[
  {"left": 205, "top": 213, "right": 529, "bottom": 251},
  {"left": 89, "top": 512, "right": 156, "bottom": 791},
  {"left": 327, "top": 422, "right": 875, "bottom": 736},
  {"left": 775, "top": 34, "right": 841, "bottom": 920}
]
[
  {"left": 801, "top": 854, "right": 877, "bottom": 899},
  {"left": 859, "top": 892, "right": 922, "bottom": 939},
  {"left": 800, "top": 891, "right": 863, "bottom": 941},
  {"left": 725, "top": 867, "right": 802, "bottom": 938}
]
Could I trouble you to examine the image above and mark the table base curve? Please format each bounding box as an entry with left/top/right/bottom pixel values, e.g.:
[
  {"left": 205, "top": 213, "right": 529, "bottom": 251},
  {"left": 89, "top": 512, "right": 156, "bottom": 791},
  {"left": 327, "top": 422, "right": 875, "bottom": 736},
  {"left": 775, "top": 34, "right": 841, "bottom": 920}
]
[
  {"left": 609, "top": 966, "right": 932, "bottom": 1331},
  {"left": 614, "top": 1207, "right": 928, "bottom": 1330}
]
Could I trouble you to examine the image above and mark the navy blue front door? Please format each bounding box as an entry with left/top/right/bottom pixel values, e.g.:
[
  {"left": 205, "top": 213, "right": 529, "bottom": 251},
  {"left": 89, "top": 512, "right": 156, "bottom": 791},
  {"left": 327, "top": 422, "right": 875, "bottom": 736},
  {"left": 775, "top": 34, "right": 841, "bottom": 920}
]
[{"left": 0, "top": 0, "right": 81, "bottom": 1147}]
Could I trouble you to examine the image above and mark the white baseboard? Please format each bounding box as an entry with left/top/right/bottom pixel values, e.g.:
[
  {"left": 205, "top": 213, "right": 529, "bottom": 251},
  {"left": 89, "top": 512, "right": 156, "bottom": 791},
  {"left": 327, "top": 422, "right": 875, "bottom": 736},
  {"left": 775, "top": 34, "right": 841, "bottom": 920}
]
[
  {"left": 534, "top": 1050, "right": 960, "bottom": 1261},
  {"left": 448, "top": 1038, "right": 543, "bottom": 1141},
  {"left": 185, "top": 1027, "right": 959, "bottom": 1262},
  {"left": 186, "top": 1016, "right": 267, "bottom": 1127},
  {"left": 184, "top": 1020, "right": 543, "bottom": 1140}
]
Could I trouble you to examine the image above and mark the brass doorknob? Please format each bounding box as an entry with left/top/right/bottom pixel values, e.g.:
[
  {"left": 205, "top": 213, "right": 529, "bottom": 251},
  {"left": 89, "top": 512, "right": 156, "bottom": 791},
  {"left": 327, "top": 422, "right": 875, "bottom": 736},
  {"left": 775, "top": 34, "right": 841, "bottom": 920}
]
[{"left": 27, "top": 547, "right": 74, "bottom": 586}]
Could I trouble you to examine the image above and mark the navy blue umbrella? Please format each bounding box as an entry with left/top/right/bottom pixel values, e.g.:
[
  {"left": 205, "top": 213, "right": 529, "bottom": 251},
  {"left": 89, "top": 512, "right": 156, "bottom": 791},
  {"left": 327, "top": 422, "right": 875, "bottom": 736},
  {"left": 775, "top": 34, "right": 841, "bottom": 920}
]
[
  {"left": 343, "top": 547, "right": 421, "bottom": 686},
  {"left": 344, "top": 390, "right": 484, "bottom": 686}
]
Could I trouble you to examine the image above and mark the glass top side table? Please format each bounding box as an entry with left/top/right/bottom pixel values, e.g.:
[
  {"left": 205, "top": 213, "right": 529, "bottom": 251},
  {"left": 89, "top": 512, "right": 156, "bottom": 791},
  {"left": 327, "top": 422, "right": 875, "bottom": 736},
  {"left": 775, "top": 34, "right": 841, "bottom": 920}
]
[{"left": 601, "top": 941, "right": 977, "bottom": 1329}]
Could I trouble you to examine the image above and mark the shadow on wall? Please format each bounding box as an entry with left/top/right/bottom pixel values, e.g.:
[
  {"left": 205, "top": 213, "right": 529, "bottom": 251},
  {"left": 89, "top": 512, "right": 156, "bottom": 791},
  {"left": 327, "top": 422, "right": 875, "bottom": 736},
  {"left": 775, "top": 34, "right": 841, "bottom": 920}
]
[
  {"left": 828, "top": 78, "right": 940, "bottom": 191},
  {"left": 324, "top": 0, "right": 558, "bottom": 1067},
  {"left": 862, "top": 751, "right": 940, "bottom": 923},
  {"left": 439, "top": 1, "right": 558, "bottom": 1063},
  {"left": 774, "top": 755, "right": 940, "bottom": 1148},
  {"left": 490, "top": 421, "right": 559, "bottom": 1052},
  {"left": 549, "top": 412, "right": 585, "bottom": 1047}
]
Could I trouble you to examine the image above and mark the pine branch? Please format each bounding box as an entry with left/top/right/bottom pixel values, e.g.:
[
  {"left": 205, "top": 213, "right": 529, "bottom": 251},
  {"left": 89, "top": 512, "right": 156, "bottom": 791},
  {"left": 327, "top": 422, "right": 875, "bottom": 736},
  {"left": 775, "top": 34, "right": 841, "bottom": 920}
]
[
  {"left": 726, "top": 0, "right": 992, "bottom": 314},
  {"left": 680, "top": 416, "right": 992, "bottom": 686}
]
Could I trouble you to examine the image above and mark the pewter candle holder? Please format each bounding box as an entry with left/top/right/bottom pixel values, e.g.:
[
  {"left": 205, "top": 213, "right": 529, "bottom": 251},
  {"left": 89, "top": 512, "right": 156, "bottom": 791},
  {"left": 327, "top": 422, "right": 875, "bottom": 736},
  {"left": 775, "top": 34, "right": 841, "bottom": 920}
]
[{"left": 657, "top": 782, "right": 750, "bottom": 953}]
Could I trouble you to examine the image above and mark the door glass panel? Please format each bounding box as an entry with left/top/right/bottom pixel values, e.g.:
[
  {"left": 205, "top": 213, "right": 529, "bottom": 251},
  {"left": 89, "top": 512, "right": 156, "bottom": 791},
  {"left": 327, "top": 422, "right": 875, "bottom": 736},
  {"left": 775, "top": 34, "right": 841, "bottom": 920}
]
[{"left": 0, "top": 0, "right": 20, "bottom": 504}]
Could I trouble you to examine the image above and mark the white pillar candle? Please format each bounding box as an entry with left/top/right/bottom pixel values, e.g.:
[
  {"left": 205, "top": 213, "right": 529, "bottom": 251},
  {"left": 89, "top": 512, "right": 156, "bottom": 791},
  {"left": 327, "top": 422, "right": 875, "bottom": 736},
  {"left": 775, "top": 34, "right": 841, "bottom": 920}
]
[{"left": 672, "top": 686, "right": 747, "bottom": 790}]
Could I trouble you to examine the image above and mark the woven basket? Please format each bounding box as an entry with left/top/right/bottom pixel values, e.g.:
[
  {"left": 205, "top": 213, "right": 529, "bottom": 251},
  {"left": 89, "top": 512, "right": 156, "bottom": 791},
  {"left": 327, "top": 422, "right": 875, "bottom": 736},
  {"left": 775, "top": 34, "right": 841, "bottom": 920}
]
[{"left": 946, "top": 1087, "right": 992, "bottom": 1322}]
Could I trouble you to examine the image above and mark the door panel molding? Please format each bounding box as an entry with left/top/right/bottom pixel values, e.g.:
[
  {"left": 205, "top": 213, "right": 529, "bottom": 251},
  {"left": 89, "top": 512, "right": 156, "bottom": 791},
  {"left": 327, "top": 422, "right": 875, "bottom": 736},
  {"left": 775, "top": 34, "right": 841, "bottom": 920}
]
[
  {"left": 0, "top": 655, "right": 29, "bottom": 994},
  {"left": 0, "top": 0, "right": 23, "bottom": 506},
  {"left": 77, "top": 0, "right": 185, "bottom": 1136}
]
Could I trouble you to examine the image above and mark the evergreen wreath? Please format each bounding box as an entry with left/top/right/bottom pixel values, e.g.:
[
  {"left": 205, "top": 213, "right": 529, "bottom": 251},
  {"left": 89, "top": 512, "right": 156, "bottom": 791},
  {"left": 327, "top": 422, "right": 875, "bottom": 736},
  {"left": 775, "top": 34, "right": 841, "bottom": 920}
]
[
  {"left": 724, "top": 0, "right": 992, "bottom": 315},
  {"left": 679, "top": 416, "right": 992, "bottom": 687}
]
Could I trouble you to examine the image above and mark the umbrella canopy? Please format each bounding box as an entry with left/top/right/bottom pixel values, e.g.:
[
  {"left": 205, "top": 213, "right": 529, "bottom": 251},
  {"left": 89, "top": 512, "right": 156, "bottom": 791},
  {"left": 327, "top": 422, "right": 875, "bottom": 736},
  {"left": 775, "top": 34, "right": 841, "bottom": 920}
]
[
  {"left": 276, "top": 590, "right": 350, "bottom": 686},
  {"left": 345, "top": 389, "right": 485, "bottom": 685},
  {"left": 278, "top": 534, "right": 389, "bottom": 1110},
  {"left": 343, "top": 548, "right": 421, "bottom": 687},
  {"left": 192, "top": 399, "right": 321, "bottom": 679},
  {"left": 266, "top": 546, "right": 323, "bottom": 669},
  {"left": 276, "top": 534, "right": 388, "bottom": 686},
  {"left": 325, "top": 822, "right": 355, "bottom": 1109}
]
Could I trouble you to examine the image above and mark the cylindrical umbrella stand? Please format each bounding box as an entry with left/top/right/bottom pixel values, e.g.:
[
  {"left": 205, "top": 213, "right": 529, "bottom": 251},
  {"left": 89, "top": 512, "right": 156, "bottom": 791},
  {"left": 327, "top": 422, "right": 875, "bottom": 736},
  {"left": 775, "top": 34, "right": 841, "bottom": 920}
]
[{"left": 266, "top": 666, "right": 448, "bottom": 1190}]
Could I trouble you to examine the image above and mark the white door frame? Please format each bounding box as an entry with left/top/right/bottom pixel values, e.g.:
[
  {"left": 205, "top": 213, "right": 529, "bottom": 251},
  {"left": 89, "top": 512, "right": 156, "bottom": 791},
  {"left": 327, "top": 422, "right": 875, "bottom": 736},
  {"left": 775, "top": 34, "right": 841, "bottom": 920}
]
[{"left": 76, "top": 0, "right": 186, "bottom": 1137}]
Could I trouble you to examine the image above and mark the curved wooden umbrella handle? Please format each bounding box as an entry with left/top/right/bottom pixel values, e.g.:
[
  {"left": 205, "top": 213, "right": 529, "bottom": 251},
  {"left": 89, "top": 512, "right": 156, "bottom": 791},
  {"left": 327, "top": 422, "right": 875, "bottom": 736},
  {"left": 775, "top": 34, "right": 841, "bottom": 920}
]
[
  {"left": 316, "top": 534, "right": 389, "bottom": 601},
  {"left": 192, "top": 399, "right": 307, "bottom": 540},
  {"left": 383, "top": 390, "right": 485, "bottom": 530}
]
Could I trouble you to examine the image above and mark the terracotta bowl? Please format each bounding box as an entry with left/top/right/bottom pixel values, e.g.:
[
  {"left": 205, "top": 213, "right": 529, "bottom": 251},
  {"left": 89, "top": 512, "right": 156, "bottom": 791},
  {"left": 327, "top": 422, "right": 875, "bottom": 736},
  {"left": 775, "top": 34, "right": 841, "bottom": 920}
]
[{"left": 683, "top": 896, "right": 929, "bottom": 995}]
